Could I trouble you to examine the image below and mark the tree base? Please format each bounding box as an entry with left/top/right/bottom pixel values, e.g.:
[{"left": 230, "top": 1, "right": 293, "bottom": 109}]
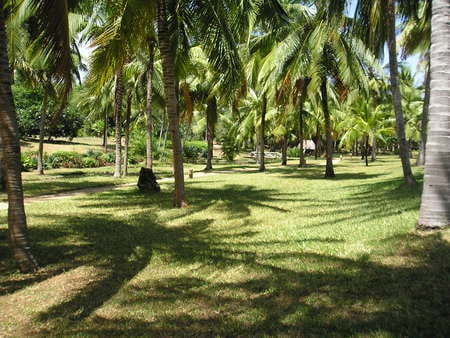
[{"left": 137, "top": 167, "right": 161, "bottom": 193}]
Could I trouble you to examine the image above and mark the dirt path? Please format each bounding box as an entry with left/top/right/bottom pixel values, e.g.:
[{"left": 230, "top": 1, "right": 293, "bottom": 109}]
[{"left": 0, "top": 172, "right": 218, "bottom": 211}]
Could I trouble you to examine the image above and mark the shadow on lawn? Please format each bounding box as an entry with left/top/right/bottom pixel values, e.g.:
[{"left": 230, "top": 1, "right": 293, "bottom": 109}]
[{"left": 1, "top": 176, "right": 449, "bottom": 336}]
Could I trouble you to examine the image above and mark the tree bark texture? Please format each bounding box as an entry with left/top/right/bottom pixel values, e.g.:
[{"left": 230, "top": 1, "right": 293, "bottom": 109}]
[
  {"left": 298, "top": 78, "right": 310, "bottom": 167},
  {"left": 259, "top": 94, "right": 267, "bottom": 172},
  {"left": 37, "top": 92, "right": 48, "bottom": 175},
  {"left": 205, "top": 96, "right": 217, "bottom": 171},
  {"left": 418, "top": 0, "right": 450, "bottom": 229},
  {"left": 123, "top": 93, "right": 132, "bottom": 177},
  {"left": 417, "top": 51, "right": 431, "bottom": 166},
  {"left": 0, "top": 8, "right": 38, "bottom": 272},
  {"left": 281, "top": 133, "right": 287, "bottom": 166},
  {"left": 387, "top": 0, "right": 416, "bottom": 187},
  {"left": 103, "top": 109, "right": 108, "bottom": 153},
  {"left": 158, "top": 0, "right": 186, "bottom": 207},
  {"left": 321, "top": 79, "right": 335, "bottom": 178},
  {"left": 146, "top": 40, "right": 155, "bottom": 169},
  {"left": 113, "top": 68, "right": 124, "bottom": 178}
]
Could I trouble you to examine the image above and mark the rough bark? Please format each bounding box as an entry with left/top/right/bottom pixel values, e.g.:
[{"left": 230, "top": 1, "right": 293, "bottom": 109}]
[
  {"left": 205, "top": 96, "right": 217, "bottom": 171},
  {"left": 123, "top": 93, "right": 132, "bottom": 177},
  {"left": 371, "top": 135, "right": 377, "bottom": 162},
  {"left": 146, "top": 40, "right": 155, "bottom": 169},
  {"left": 103, "top": 109, "right": 108, "bottom": 153},
  {"left": 281, "top": 133, "right": 288, "bottom": 166},
  {"left": 387, "top": 0, "right": 416, "bottom": 187},
  {"left": 298, "top": 78, "right": 310, "bottom": 167},
  {"left": 158, "top": 0, "right": 186, "bottom": 207},
  {"left": 37, "top": 92, "right": 48, "bottom": 175},
  {"left": 314, "top": 124, "right": 320, "bottom": 160},
  {"left": 259, "top": 94, "right": 267, "bottom": 172},
  {"left": 321, "top": 79, "right": 335, "bottom": 178},
  {"left": 364, "top": 134, "right": 369, "bottom": 166},
  {"left": 0, "top": 9, "right": 38, "bottom": 272},
  {"left": 113, "top": 69, "right": 124, "bottom": 178},
  {"left": 418, "top": 0, "right": 450, "bottom": 229},
  {"left": 416, "top": 51, "right": 431, "bottom": 166}
]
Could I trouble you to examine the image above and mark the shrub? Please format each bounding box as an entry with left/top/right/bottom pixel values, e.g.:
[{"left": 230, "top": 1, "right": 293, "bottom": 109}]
[
  {"left": 21, "top": 151, "right": 38, "bottom": 170},
  {"left": 220, "top": 136, "right": 239, "bottom": 162},
  {"left": 81, "top": 157, "right": 97, "bottom": 168},
  {"left": 287, "top": 147, "right": 300, "bottom": 158},
  {"left": 99, "top": 152, "right": 115, "bottom": 164},
  {"left": 48, "top": 151, "right": 83, "bottom": 168},
  {"left": 183, "top": 141, "right": 207, "bottom": 163}
]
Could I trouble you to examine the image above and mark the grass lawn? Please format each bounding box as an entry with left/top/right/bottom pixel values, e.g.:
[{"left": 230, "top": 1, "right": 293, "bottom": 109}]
[{"left": 0, "top": 156, "right": 449, "bottom": 337}]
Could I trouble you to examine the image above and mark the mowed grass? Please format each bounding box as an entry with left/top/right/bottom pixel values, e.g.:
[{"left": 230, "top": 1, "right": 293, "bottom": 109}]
[{"left": 0, "top": 156, "right": 449, "bottom": 337}]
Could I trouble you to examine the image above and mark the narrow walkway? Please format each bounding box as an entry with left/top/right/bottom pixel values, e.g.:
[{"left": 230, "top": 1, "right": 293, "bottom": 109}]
[{"left": 0, "top": 172, "right": 218, "bottom": 211}]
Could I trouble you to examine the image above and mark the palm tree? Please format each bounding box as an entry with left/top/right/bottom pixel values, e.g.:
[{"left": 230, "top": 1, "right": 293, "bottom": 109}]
[{"left": 418, "top": 0, "right": 450, "bottom": 229}]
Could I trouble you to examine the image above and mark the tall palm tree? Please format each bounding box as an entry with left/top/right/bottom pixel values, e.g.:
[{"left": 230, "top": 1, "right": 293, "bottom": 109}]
[{"left": 418, "top": 0, "right": 450, "bottom": 229}]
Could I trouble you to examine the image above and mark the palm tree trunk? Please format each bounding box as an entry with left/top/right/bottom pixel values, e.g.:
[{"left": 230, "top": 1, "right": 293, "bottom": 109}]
[
  {"left": 103, "top": 109, "right": 108, "bottom": 152},
  {"left": 259, "top": 94, "right": 267, "bottom": 172},
  {"left": 158, "top": 0, "right": 186, "bottom": 207},
  {"left": 123, "top": 93, "right": 132, "bottom": 177},
  {"left": 416, "top": 51, "right": 430, "bottom": 166},
  {"left": 146, "top": 40, "right": 155, "bottom": 169},
  {"left": 364, "top": 134, "right": 369, "bottom": 166},
  {"left": 371, "top": 136, "right": 377, "bottom": 162},
  {"left": 205, "top": 96, "right": 217, "bottom": 171},
  {"left": 321, "top": 79, "right": 335, "bottom": 178},
  {"left": 281, "top": 133, "right": 288, "bottom": 166},
  {"left": 314, "top": 123, "right": 320, "bottom": 160},
  {"left": 0, "top": 10, "right": 38, "bottom": 273},
  {"left": 113, "top": 68, "right": 124, "bottom": 178},
  {"left": 418, "top": 0, "right": 450, "bottom": 229},
  {"left": 37, "top": 92, "right": 48, "bottom": 175},
  {"left": 387, "top": 0, "right": 416, "bottom": 187},
  {"left": 298, "top": 78, "right": 310, "bottom": 167}
]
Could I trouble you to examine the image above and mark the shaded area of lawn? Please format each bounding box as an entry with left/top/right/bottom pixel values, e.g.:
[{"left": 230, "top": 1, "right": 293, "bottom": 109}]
[{"left": 0, "top": 157, "right": 448, "bottom": 337}]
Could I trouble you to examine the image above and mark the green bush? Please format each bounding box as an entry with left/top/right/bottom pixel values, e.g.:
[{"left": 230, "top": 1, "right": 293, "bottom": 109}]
[
  {"left": 99, "top": 152, "right": 115, "bottom": 164},
  {"left": 220, "top": 136, "right": 239, "bottom": 162},
  {"left": 48, "top": 151, "right": 83, "bottom": 168},
  {"left": 183, "top": 140, "right": 207, "bottom": 163},
  {"left": 81, "top": 157, "right": 97, "bottom": 168},
  {"left": 21, "top": 151, "right": 38, "bottom": 170},
  {"left": 287, "top": 147, "right": 300, "bottom": 158}
]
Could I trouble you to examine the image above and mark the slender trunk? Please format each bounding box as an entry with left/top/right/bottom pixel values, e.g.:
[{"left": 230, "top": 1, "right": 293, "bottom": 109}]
[
  {"left": 281, "top": 133, "right": 288, "bottom": 166},
  {"left": 315, "top": 123, "right": 320, "bottom": 160},
  {"left": 371, "top": 136, "right": 377, "bottom": 162},
  {"left": 158, "top": 0, "right": 186, "bottom": 207},
  {"left": 205, "top": 96, "right": 217, "bottom": 171},
  {"left": 365, "top": 135, "right": 369, "bottom": 167},
  {"left": 103, "top": 109, "right": 108, "bottom": 152},
  {"left": 416, "top": 51, "right": 431, "bottom": 166},
  {"left": 298, "top": 78, "right": 310, "bottom": 167},
  {"left": 321, "top": 79, "right": 335, "bottom": 178},
  {"left": 259, "top": 94, "right": 267, "bottom": 172},
  {"left": 418, "top": 0, "right": 450, "bottom": 229},
  {"left": 113, "top": 68, "right": 124, "bottom": 178},
  {"left": 387, "top": 0, "right": 416, "bottom": 187},
  {"left": 123, "top": 93, "right": 131, "bottom": 177},
  {"left": 37, "top": 92, "right": 48, "bottom": 175},
  {"left": 146, "top": 40, "right": 155, "bottom": 169},
  {"left": 0, "top": 10, "right": 38, "bottom": 272}
]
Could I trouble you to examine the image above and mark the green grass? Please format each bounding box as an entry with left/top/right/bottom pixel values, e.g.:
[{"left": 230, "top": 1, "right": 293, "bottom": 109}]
[{"left": 0, "top": 156, "right": 449, "bottom": 337}]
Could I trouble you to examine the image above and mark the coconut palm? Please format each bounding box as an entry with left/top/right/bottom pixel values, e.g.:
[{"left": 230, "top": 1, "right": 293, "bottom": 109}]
[{"left": 418, "top": 0, "right": 450, "bottom": 229}]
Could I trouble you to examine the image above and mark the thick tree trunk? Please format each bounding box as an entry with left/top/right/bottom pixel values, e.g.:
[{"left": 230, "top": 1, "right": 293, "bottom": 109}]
[
  {"left": 103, "top": 109, "right": 108, "bottom": 152},
  {"left": 298, "top": 78, "right": 310, "bottom": 167},
  {"left": 314, "top": 123, "right": 320, "bottom": 160},
  {"left": 364, "top": 135, "right": 369, "bottom": 166},
  {"left": 205, "top": 96, "right": 217, "bottom": 171},
  {"left": 123, "top": 93, "right": 132, "bottom": 177},
  {"left": 418, "top": 0, "right": 450, "bottom": 229},
  {"left": 146, "top": 40, "right": 155, "bottom": 169},
  {"left": 259, "top": 94, "right": 267, "bottom": 172},
  {"left": 0, "top": 10, "right": 38, "bottom": 273},
  {"left": 416, "top": 51, "right": 431, "bottom": 166},
  {"left": 158, "top": 0, "right": 186, "bottom": 207},
  {"left": 320, "top": 79, "right": 335, "bottom": 178},
  {"left": 281, "top": 133, "right": 288, "bottom": 166},
  {"left": 113, "top": 69, "right": 124, "bottom": 178},
  {"left": 387, "top": 0, "right": 416, "bottom": 187},
  {"left": 37, "top": 92, "right": 48, "bottom": 175}
]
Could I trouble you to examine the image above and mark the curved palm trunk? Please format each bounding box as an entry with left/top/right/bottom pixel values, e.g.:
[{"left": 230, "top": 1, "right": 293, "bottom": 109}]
[
  {"left": 259, "top": 94, "right": 267, "bottom": 172},
  {"left": 205, "top": 96, "right": 217, "bottom": 171},
  {"left": 113, "top": 69, "right": 124, "bottom": 178},
  {"left": 320, "top": 79, "right": 335, "bottom": 178},
  {"left": 371, "top": 136, "right": 377, "bottom": 162},
  {"left": 418, "top": 0, "right": 450, "bottom": 229},
  {"left": 298, "top": 78, "right": 310, "bottom": 167},
  {"left": 387, "top": 0, "right": 416, "bottom": 187},
  {"left": 146, "top": 40, "right": 155, "bottom": 169},
  {"left": 281, "top": 133, "right": 288, "bottom": 166},
  {"left": 158, "top": 0, "right": 186, "bottom": 207},
  {"left": 416, "top": 51, "right": 431, "bottom": 166},
  {"left": 0, "top": 11, "right": 38, "bottom": 273},
  {"left": 123, "top": 93, "right": 132, "bottom": 177},
  {"left": 37, "top": 92, "right": 48, "bottom": 175}
]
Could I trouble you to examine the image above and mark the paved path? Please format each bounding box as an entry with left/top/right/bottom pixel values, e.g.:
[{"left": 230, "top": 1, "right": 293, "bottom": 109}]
[{"left": 0, "top": 172, "right": 218, "bottom": 211}]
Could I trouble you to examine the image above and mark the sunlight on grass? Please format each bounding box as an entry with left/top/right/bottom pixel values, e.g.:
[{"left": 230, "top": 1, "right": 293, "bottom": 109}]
[{"left": 0, "top": 156, "right": 449, "bottom": 337}]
